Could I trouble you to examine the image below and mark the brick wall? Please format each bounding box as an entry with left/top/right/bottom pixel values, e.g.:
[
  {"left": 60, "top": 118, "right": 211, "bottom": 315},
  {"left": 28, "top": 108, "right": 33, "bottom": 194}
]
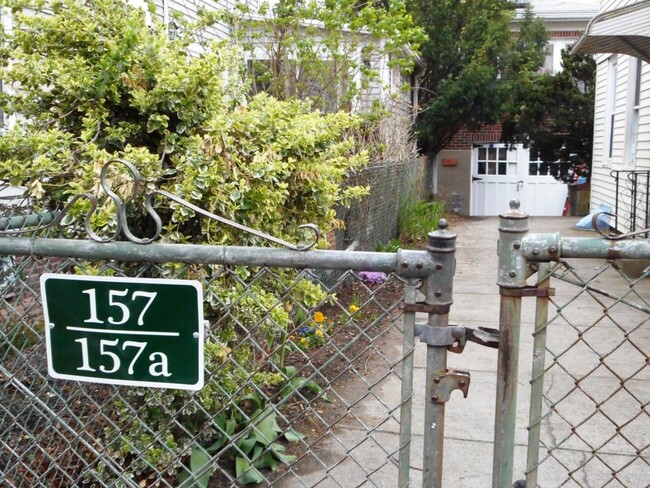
[{"left": 445, "top": 123, "right": 503, "bottom": 150}]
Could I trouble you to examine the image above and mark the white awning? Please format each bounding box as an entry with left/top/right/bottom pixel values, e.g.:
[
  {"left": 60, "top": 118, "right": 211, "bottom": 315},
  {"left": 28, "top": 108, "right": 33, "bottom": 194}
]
[{"left": 571, "top": 0, "right": 650, "bottom": 62}]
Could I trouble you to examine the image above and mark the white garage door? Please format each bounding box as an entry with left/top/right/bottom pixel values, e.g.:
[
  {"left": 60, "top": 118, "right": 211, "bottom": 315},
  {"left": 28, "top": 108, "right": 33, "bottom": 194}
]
[{"left": 470, "top": 144, "right": 568, "bottom": 216}]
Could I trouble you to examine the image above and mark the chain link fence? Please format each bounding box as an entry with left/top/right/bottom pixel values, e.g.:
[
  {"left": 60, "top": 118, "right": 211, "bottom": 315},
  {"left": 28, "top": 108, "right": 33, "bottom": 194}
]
[
  {"left": 495, "top": 205, "right": 650, "bottom": 488},
  {"left": 523, "top": 259, "right": 650, "bottom": 487},
  {"left": 332, "top": 158, "right": 429, "bottom": 252},
  {"left": 0, "top": 246, "right": 428, "bottom": 487}
]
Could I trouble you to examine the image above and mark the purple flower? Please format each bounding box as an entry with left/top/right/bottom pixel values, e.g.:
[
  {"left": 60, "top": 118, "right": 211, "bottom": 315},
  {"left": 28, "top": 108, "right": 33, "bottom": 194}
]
[
  {"left": 359, "top": 271, "right": 387, "bottom": 285},
  {"left": 297, "top": 326, "right": 313, "bottom": 335}
]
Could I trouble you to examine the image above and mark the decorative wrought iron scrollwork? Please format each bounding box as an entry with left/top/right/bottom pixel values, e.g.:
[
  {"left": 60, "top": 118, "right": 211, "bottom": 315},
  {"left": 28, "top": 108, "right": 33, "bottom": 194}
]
[
  {"left": 608, "top": 169, "right": 650, "bottom": 238},
  {"left": 592, "top": 211, "right": 650, "bottom": 240},
  {"left": 0, "top": 159, "right": 321, "bottom": 251}
]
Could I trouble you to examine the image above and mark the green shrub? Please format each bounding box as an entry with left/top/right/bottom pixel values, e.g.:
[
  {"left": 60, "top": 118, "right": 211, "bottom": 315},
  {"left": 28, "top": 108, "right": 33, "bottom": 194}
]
[{"left": 0, "top": 0, "right": 368, "bottom": 482}]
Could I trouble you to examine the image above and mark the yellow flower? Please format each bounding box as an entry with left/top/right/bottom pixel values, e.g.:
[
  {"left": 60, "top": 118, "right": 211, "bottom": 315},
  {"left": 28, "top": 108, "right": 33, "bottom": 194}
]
[
  {"left": 300, "top": 337, "right": 308, "bottom": 345},
  {"left": 313, "top": 311, "right": 325, "bottom": 323},
  {"left": 289, "top": 335, "right": 296, "bottom": 341},
  {"left": 315, "top": 329, "right": 324, "bottom": 337},
  {"left": 349, "top": 305, "right": 360, "bottom": 314}
]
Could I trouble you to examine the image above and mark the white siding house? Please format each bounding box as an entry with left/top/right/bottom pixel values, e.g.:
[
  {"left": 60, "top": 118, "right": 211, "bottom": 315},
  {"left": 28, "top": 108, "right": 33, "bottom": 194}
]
[
  {"left": 573, "top": 0, "right": 650, "bottom": 234},
  {"left": 142, "top": 0, "right": 418, "bottom": 118}
]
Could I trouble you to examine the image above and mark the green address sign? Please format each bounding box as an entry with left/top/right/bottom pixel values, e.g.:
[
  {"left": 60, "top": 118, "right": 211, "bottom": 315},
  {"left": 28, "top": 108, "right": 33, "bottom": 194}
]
[{"left": 41, "top": 274, "right": 204, "bottom": 390}]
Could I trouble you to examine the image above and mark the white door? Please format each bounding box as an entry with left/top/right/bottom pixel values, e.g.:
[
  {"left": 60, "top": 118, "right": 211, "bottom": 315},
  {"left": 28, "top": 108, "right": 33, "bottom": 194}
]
[{"left": 470, "top": 144, "right": 567, "bottom": 216}]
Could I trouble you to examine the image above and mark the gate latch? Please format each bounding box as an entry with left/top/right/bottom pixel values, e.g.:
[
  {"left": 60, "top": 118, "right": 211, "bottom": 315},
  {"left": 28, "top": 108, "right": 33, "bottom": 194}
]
[
  {"left": 414, "top": 324, "right": 499, "bottom": 353},
  {"left": 431, "top": 368, "right": 471, "bottom": 403}
]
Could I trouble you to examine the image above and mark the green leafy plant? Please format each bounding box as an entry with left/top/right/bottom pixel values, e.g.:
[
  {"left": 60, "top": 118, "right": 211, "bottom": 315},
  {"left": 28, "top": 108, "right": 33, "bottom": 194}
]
[
  {"left": 409, "top": 1, "right": 548, "bottom": 154},
  {"left": 177, "top": 393, "right": 305, "bottom": 486},
  {"left": 398, "top": 200, "right": 445, "bottom": 241},
  {"left": 375, "top": 238, "right": 402, "bottom": 253},
  {"left": 280, "top": 365, "right": 331, "bottom": 403},
  {"left": 0, "top": 0, "right": 373, "bottom": 483},
  {"left": 227, "top": 0, "right": 425, "bottom": 114}
]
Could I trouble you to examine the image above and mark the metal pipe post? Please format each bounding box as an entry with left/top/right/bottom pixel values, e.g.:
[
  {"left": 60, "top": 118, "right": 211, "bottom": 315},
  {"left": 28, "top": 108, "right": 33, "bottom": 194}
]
[
  {"left": 422, "top": 220, "right": 456, "bottom": 488},
  {"left": 398, "top": 281, "right": 419, "bottom": 488},
  {"left": 493, "top": 201, "right": 530, "bottom": 488},
  {"left": 525, "top": 263, "right": 552, "bottom": 487}
]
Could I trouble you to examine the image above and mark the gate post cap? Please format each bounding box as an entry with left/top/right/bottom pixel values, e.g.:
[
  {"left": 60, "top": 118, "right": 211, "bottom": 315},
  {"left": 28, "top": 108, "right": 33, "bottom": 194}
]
[
  {"left": 499, "top": 200, "right": 528, "bottom": 220},
  {"left": 427, "top": 219, "right": 456, "bottom": 252}
]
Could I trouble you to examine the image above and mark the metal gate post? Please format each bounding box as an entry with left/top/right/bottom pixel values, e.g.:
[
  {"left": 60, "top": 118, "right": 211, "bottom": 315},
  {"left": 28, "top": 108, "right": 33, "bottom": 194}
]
[
  {"left": 398, "top": 280, "right": 419, "bottom": 488},
  {"left": 525, "top": 262, "right": 552, "bottom": 487},
  {"left": 422, "top": 220, "right": 457, "bottom": 487},
  {"left": 493, "top": 201, "right": 530, "bottom": 488}
]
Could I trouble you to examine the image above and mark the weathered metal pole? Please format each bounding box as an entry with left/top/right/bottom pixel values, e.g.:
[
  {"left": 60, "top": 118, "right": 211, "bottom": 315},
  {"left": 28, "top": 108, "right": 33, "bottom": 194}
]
[
  {"left": 525, "top": 262, "right": 552, "bottom": 487},
  {"left": 493, "top": 201, "right": 529, "bottom": 488},
  {"left": 422, "top": 220, "right": 457, "bottom": 487},
  {"left": 398, "top": 281, "right": 419, "bottom": 488}
]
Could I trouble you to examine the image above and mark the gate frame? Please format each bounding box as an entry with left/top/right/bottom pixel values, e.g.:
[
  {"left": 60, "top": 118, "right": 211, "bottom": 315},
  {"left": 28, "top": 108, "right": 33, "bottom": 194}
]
[{"left": 493, "top": 200, "right": 650, "bottom": 488}]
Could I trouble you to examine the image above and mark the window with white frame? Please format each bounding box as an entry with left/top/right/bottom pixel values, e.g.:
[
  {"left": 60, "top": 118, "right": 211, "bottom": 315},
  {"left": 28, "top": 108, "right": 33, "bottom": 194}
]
[
  {"left": 626, "top": 57, "right": 642, "bottom": 166},
  {"left": 604, "top": 55, "right": 618, "bottom": 165},
  {"left": 476, "top": 145, "right": 517, "bottom": 176}
]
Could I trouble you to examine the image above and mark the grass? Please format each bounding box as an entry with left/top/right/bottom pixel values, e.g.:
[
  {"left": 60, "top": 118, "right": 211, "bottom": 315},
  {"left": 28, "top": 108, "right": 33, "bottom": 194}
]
[{"left": 398, "top": 199, "right": 446, "bottom": 243}]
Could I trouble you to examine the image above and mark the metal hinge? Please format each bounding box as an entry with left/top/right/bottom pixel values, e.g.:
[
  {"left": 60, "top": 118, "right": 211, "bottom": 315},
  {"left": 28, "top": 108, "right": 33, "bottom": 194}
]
[
  {"left": 414, "top": 324, "right": 499, "bottom": 353},
  {"left": 402, "top": 301, "right": 451, "bottom": 314},
  {"left": 500, "top": 285, "right": 555, "bottom": 298}
]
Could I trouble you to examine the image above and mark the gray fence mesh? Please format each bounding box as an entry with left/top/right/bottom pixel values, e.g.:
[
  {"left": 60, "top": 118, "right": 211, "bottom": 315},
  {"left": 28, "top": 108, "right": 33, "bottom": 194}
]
[
  {"left": 525, "top": 259, "right": 650, "bottom": 487},
  {"left": 333, "top": 159, "right": 429, "bottom": 252},
  {"left": 0, "top": 254, "right": 414, "bottom": 487}
]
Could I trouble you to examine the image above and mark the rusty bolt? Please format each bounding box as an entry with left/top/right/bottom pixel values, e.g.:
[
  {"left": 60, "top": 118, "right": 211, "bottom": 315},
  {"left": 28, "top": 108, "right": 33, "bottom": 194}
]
[
  {"left": 433, "top": 377, "right": 440, "bottom": 384},
  {"left": 532, "top": 247, "right": 540, "bottom": 256},
  {"left": 435, "top": 263, "right": 443, "bottom": 270},
  {"left": 509, "top": 271, "right": 517, "bottom": 278},
  {"left": 434, "top": 291, "right": 442, "bottom": 297},
  {"left": 416, "top": 261, "right": 423, "bottom": 269},
  {"left": 513, "top": 241, "right": 521, "bottom": 250},
  {"left": 529, "top": 264, "right": 538, "bottom": 272},
  {"left": 401, "top": 261, "right": 409, "bottom": 269},
  {"left": 548, "top": 245, "right": 558, "bottom": 254},
  {"left": 432, "top": 395, "right": 439, "bottom": 402},
  {"left": 459, "top": 380, "right": 467, "bottom": 387}
]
